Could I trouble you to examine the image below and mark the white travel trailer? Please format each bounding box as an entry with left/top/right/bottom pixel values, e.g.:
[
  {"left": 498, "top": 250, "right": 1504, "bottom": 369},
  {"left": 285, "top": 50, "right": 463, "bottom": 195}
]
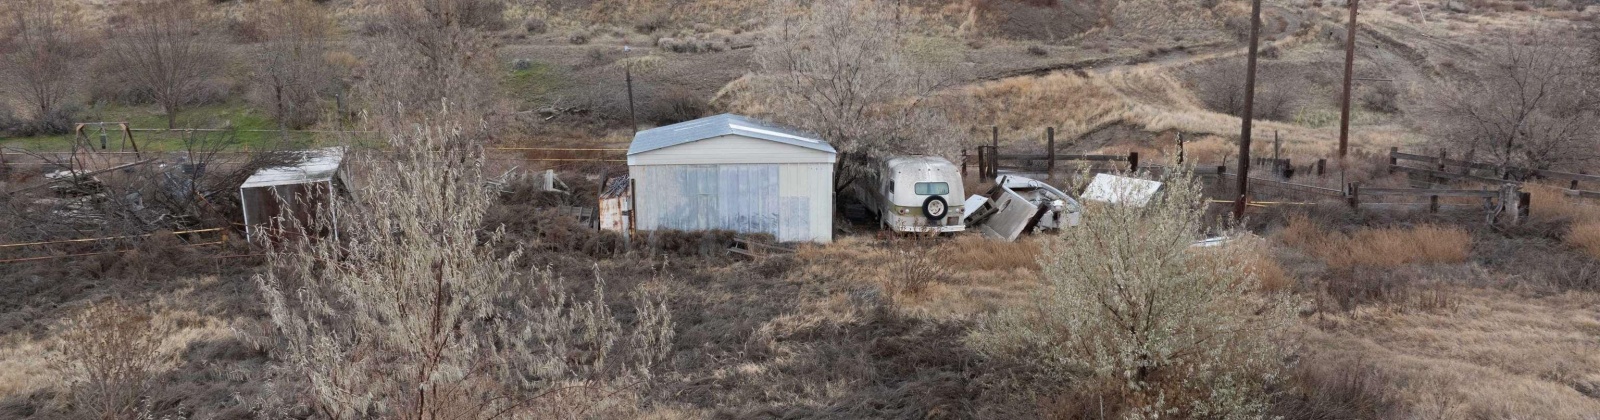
[{"left": 856, "top": 155, "right": 966, "bottom": 233}]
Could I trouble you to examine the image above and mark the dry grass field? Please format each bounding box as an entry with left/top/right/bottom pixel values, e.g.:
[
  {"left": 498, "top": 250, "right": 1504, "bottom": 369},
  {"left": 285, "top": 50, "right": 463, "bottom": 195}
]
[{"left": 2, "top": 0, "right": 1599, "bottom": 418}]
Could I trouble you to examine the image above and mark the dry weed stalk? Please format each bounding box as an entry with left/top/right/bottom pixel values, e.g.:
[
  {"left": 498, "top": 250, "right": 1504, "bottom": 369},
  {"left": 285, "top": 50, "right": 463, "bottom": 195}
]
[
  {"left": 969, "top": 169, "right": 1294, "bottom": 418},
  {"left": 257, "top": 118, "right": 672, "bottom": 419},
  {"left": 48, "top": 300, "right": 174, "bottom": 420}
]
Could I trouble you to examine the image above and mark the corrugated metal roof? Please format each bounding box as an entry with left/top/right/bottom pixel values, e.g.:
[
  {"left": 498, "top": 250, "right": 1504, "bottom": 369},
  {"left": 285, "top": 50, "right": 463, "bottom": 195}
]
[
  {"left": 240, "top": 147, "right": 345, "bottom": 189},
  {"left": 599, "top": 175, "right": 630, "bottom": 198},
  {"left": 628, "top": 114, "right": 836, "bottom": 156}
]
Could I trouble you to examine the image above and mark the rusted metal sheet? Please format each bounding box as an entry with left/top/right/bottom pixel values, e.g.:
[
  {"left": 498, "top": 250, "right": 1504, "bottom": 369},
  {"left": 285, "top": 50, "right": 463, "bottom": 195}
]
[{"left": 598, "top": 176, "right": 631, "bottom": 232}]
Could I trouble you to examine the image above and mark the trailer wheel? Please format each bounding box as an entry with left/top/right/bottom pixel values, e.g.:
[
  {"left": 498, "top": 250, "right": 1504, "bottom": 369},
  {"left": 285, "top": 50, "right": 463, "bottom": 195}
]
[{"left": 922, "top": 196, "right": 948, "bottom": 220}]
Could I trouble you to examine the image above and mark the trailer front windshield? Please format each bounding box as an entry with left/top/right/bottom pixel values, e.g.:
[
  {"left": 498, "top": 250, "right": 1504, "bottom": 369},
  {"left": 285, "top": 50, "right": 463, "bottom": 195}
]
[{"left": 914, "top": 182, "right": 949, "bottom": 196}]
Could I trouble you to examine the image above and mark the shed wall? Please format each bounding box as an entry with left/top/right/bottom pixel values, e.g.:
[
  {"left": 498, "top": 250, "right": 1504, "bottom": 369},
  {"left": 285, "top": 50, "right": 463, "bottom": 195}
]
[
  {"left": 631, "top": 163, "right": 833, "bottom": 243},
  {"left": 628, "top": 135, "right": 836, "bottom": 166}
]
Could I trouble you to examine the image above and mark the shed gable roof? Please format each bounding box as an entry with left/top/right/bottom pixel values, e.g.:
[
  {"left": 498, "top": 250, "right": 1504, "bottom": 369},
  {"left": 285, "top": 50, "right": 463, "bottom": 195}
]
[
  {"left": 240, "top": 147, "right": 345, "bottom": 189},
  {"left": 628, "top": 114, "right": 836, "bottom": 156}
]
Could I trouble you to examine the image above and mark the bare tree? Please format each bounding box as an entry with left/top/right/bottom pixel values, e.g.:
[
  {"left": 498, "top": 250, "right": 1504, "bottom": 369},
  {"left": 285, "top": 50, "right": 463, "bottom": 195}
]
[
  {"left": 748, "top": 0, "right": 962, "bottom": 192},
  {"left": 358, "top": 0, "right": 501, "bottom": 126},
  {"left": 1421, "top": 28, "right": 1600, "bottom": 173},
  {"left": 253, "top": 0, "right": 336, "bottom": 131},
  {"left": 0, "top": 0, "right": 85, "bottom": 129},
  {"left": 106, "top": 0, "right": 226, "bottom": 129}
]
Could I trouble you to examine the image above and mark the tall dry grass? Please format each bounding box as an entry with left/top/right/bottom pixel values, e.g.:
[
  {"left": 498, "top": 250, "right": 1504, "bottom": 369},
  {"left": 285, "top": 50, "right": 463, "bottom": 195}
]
[
  {"left": 1280, "top": 215, "right": 1472, "bottom": 269},
  {"left": 1524, "top": 184, "right": 1600, "bottom": 259}
]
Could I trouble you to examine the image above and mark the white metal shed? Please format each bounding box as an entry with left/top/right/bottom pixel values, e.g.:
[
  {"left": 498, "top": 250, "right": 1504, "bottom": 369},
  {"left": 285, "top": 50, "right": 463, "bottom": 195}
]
[
  {"left": 625, "top": 114, "right": 836, "bottom": 243},
  {"left": 239, "top": 147, "right": 345, "bottom": 241}
]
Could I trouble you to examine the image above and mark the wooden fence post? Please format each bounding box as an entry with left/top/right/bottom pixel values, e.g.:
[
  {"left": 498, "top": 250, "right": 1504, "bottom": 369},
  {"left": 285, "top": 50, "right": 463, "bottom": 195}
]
[
  {"left": 1129, "top": 152, "right": 1140, "bottom": 172},
  {"left": 977, "top": 147, "right": 987, "bottom": 182},
  {"left": 1177, "top": 132, "right": 1186, "bottom": 165},
  {"left": 1347, "top": 182, "right": 1360, "bottom": 209},
  {"left": 1046, "top": 127, "right": 1056, "bottom": 180},
  {"left": 1388, "top": 147, "right": 1398, "bottom": 174},
  {"left": 1316, "top": 158, "right": 1326, "bottom": 176},
  {"left": 1501, "top": 183, "right": 1523, "bottom": 225},
  {"left": 1438, "top": 149, "right": 1448, "bottom": 172},
  {"left": 1429, "top": 195, "right": 1440, "bottom": 213}
]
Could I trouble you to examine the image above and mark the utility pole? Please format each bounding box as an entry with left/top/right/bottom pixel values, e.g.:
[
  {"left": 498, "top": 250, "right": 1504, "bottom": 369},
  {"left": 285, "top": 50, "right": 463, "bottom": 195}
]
[
  {"left": 1338, "top": 0, "right": 1360, "bottom": 158},
  {"left": 624, "top": 45, "right": 638, "bottom": 134},
  {"left": 1235, "top": 0, "right": 1264, "bottom": 219}
]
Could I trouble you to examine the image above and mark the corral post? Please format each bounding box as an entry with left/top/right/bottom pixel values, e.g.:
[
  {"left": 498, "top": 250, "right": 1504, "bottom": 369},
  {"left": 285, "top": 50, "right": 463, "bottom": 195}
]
[
  {"left": 1316, "top": 158, "right": 1326, "bottom": 176},
  {"left": 1283, "top": 159, "right": 1294, "bottom": 179},
  {"left": 1129, "top": 152, "right": 1140, "bottom": 172},
  {"left": 1273, "top": 130, "right": 1280, "bottom": 165},
  {"left": 1388, "top": 147, "right": 1398, "bottom": 174},
  {"left": 1438, "top": 149, "right": 1448, "bottom": 172},
  {"left": 1520, "top": 191, "right": 1531, "bottom": 221},
  {"left": 1500, "top": 183, "right": 1523, "bottom": 225},
  {"left": 1046, "top": 127, "right": 1056, "bottom": 180},
  {"left": 1177, "top": 132, "right": 1185, "bottom": 165},
  {"left": 1347, "top": 182, "right": 1360, "bottom": 209},
  {"left": 977, "top": 147, "right": 987, "bottom": 182},
  {"left": 1429, "top": 195, "right": 1440, "bottom": 213}
]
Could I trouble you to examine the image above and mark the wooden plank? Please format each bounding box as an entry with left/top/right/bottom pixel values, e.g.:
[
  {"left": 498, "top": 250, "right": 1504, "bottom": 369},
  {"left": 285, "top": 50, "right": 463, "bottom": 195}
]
[
  {"left": 1393, "top": 151, "right": 1600, "bottom": 184},
  {"left": 1532, "top": 169, "right": 1600, "bottom": 184},
  {"left": 998, "top": 154, "right": 1128, "bottom": 162},
  {"left": 1391, "top": 152, "right": 1501, "bottom": 171},
  {"left": 1390, "top": 165, "right": 1509, "bottom": 185},
  {"left": 1564, "top": 189, "right": 1600, "bottom": 200},
  {"left": 1359, "top": 188, "right": 1500, "bottom": 198}
]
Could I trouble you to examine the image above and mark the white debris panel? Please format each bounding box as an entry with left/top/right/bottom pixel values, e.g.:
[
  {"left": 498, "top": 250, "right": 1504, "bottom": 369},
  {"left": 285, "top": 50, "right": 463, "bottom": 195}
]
[{"left": 1081, "top": 173, "right": 1163, "bottom": 207}]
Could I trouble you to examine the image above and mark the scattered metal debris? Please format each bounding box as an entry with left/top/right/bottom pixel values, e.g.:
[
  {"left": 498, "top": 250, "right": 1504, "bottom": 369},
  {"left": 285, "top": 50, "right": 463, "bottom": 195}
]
[{"left": 963, "top": 175, "right": 1082, "bottom": 242}]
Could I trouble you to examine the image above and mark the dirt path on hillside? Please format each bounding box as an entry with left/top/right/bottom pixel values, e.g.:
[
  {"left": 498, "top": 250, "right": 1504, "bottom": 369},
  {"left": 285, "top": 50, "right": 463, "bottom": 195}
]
[{"left": 979, "top": 5, "right": 1309, "bottom": 81}]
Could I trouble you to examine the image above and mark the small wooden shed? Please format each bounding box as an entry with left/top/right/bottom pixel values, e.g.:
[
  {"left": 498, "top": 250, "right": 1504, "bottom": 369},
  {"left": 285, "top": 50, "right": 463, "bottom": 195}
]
[{"left": 621, "top": 114, "right": 836, "bottom": 243}]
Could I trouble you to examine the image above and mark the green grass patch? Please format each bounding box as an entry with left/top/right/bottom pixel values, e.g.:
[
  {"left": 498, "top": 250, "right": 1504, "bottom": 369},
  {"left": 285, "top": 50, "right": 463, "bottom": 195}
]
[
  {"left": 504, "top": 59, "right": 567, "bottom": 107},
  {"left": 1292, "top": 106, "right": 1388, "bottom": 129},
  {"left": 2, "top": 102, "right": 337, "bottom": 152}
]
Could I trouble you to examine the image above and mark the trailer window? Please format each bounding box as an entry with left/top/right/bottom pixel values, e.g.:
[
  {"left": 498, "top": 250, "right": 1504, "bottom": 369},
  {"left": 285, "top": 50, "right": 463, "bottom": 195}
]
[{"left": 914, "top": 182, "right": 949, "bottom": 196}]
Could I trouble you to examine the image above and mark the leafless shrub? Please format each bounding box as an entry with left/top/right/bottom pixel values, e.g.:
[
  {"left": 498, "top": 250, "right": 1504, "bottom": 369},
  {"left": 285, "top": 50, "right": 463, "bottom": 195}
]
[
  {"left": 1270, "top": 353, "right": 1402, "bottom": 419},
  {"left": 1359, "top": 82, "right": 1400, "bottom": 114},
  {"left": 1417, "top": 27, "right": 1600, "bottom": 172},
  {"left": 971, "top": 0, "right": 1110, "bottom": 42},
  {"left": 882, "top": 237, "right": 953, "bottom": 304},
  {"left": 48, "top": 300, "right": 173, "bottom": 420},
  {"left": 1192, "top": 60, "right": 1300, "bottom": 122},
  {"left": 105, "top": 0, "right": 228, "bottom": 129},
  {"left": 970, "top": 170, "right": 1295, "bottom": 417},
  {"left": 258, "top": 116, "right": 673, "bottom": 418},
  {"left": 524, "top": 17, "right": 548, "bottom": 34}
]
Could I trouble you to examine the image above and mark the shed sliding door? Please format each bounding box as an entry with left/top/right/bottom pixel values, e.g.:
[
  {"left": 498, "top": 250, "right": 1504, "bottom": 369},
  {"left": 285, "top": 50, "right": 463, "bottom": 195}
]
[{"left": 636, "top": 164, "right": 779, "bottom": 236}]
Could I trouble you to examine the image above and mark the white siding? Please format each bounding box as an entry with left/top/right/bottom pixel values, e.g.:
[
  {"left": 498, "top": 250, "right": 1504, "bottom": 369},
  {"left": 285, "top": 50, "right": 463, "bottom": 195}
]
[
  {"left": 628, "top": 135, "right": 837, "bottom": 166},
  {"left": 631, "top": 163, "right": 833, "bottom": 243}
]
